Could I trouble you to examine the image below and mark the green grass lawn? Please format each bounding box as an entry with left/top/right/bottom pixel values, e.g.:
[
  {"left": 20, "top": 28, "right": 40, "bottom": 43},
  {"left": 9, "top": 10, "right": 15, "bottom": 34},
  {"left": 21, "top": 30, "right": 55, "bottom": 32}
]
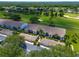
[
  {"left": 40, "top": 16, "right": 79, "bottom": 29},
  {"left": 20, "top": 14, "right": 32, "bottom": 23},
  {"left": 0, "top": 11, "right": 5, "bottom": 18}
]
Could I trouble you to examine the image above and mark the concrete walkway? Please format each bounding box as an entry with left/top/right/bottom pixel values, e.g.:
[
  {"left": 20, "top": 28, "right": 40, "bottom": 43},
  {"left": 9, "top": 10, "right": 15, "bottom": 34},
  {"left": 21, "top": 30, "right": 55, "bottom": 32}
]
[{"left": 64, "top": 15, "right": 79, "bottom": 19}]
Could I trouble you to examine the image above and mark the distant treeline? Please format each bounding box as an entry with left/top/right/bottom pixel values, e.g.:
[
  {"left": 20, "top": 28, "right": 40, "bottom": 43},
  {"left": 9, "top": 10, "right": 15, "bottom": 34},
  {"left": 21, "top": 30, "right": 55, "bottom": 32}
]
[{"left": 0, "top": 2, "right": 79, "bottom": 7}]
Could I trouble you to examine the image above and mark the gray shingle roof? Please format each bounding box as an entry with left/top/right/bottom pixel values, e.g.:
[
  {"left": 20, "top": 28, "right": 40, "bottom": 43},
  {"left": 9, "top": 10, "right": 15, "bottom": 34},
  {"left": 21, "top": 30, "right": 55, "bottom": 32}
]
[
  {"left": 0, "top": 19, "right": 23, "bottom": 27},
  {"left": 27, "top": 24, "right": 66, "bottom": 37},
  {"left": 40, "top": 39, "right": 65, "bottom": 47},
  {"left": 0, "top": 29, "right": 13, "bottom": 36},
  {"left": 20, "top": 33, "right": 39, "bottom": 42}
]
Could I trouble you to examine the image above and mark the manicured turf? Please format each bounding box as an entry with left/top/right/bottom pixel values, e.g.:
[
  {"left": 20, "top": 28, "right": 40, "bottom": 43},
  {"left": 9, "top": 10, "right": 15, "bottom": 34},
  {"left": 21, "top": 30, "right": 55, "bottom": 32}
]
[
  {"left": 40, "top": 16, "right": 79, "bottom": 29},
  {"left": 0, "top": 11, "right": 5, "bottom": 18},
  {"left": 20, "top": 14, "right": 31, "bottom": 23}
]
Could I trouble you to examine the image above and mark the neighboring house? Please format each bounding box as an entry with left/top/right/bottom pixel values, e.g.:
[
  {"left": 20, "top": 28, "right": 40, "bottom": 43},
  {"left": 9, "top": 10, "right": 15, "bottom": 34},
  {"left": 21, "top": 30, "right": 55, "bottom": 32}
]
[
  {"left": 19, "top": 33, "right": 64, "bottom": 51},
  {"left": 0, "top": 19, "right": 66, "bottom": 40},
  {"left": 40, "top": 38, "right": 65, "bottom": 47},
  {"left": 0, "top": 29, "right": 13, "bottom": 42},
  {"left": 26, "top": 24, "right": 66, "bottom": 40},
  {"left": 19, "top": 33, "right": 39, "bottom": 42},
  {"left": 0, "top": 19, "right": 28, "bottom": 30},
  {"left": 20, "top": 33, "right": 50, "bottom": 52},
  {"left": 0, "top": 29, "right": 13, "bottom": 36}
]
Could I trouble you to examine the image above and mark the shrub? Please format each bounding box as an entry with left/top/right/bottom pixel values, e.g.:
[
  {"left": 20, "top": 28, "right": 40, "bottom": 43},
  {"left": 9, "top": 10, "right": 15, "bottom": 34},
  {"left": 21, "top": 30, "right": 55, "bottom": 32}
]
[
  {"left": 72, "top": 39, "right": 77, "bottom": 44},
  {"left": 29, "top": 16, "right": 39, "bottom": 23},
  {"left": 53, "top": 34, "right": 60, "bottom": 40}
]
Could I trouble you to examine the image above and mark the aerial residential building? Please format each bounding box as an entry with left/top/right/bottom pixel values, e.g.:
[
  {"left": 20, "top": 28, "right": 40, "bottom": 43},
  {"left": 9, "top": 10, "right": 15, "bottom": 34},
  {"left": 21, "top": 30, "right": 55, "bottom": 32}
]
[
  {"left": 26, "top": 24, "right": 66, "bottom": 40},
  {"left": 0, "top": 19, "right": 28, "bottom": 30},
  {"left": 0, "top": 19, "right": 66, "bottom": 40}
]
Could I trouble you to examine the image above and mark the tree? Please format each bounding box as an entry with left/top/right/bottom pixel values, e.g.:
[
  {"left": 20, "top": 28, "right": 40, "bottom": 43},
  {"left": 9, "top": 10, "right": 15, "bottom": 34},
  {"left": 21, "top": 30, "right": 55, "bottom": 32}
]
[
  {"left": 64, "top": 35, "right": 72, "bottom": 47},
  {"left": 45, "top": 32, "right": 49, "bottom": 36},
  {"left": 0, "top": 34, "right": 26, "bottom": 57},
  {"left": 59, "top": 9, "right": 64, "bottom": 17},
  {"left": 28, "top": 45, "right": 76, "bottom": 57},
  {"left": 54, "top": 12, "right": 58, "bottom": 17},
  {"left": 38, "top": 29, "right": 45, "bottom": 37},
  {"left": 29, "top": 16, "right": 39, "bottom": 23},
  {"left": 10, "top": 14, "right": 21, "bottom": 21},
  {"left": 4, "top": 12, "right": 21, "bottom": 21},
  {"left": 27, "top": 49, "right": 52, "bottom": 57},
  {"left": 44, "top": 12, "right": 49, "bottom": 16},
  {"left": 53, "top": 34, "right": 60, "bottom": 40},
  {"left": 0, "top": 7, "right": 5, "bottom": 11},
  {"left": 50, "top": 9, "right": 54, "bottom": 17}
]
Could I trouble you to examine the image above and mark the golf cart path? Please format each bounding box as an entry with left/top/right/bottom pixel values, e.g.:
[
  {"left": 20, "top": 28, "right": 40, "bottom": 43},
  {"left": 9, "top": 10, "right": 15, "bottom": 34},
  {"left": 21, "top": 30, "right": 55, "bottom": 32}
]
[{"left": 64, "top": 15, "right": 79, "bottom": 19}]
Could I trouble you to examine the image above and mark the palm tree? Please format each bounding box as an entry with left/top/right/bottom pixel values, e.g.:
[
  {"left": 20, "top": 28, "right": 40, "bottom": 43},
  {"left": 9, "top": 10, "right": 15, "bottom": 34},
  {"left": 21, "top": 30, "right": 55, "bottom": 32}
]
[{"left": 38, "top": 29, "right": 45, "bottom": 37}]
